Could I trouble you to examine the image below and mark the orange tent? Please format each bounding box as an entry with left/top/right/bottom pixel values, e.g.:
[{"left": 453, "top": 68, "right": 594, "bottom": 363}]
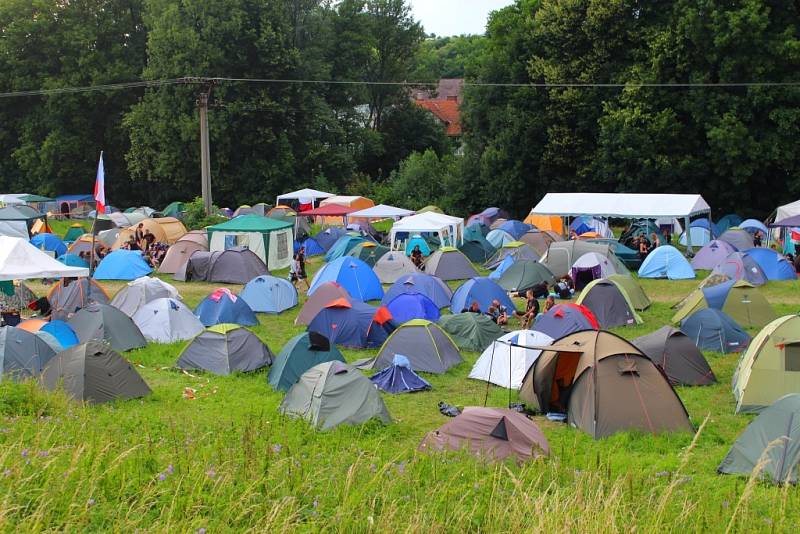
[
  {"left": 319, "top": 196, "right": 374, "bottom": 225},
  {"left": 111, "top": 218, "right": 168, "bottom": 249},
  {"left": 17, "top": 318, "right": 48, "bottom": 333},
  {"left": 524, "top": 214, "right": 563, "bottom": 235}
]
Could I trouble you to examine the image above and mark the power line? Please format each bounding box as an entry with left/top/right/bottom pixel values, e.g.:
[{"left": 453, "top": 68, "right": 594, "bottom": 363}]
[{"left": 1, "top": 76, "right": 800, "bottom": 99}]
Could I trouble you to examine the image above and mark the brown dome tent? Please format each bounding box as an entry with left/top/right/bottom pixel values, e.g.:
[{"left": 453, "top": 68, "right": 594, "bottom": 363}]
[
  {"left": 632, "top": 326, "right": 716, "bottom": 386},
  {"left": 158, "top": 231, "right": 209, "bottom": 274},
  {"left": 295, "top": 282, "right": 351, "bottom": 325},
  {"left": 520, "top": 330, "right": 693, "bottom": 439}
]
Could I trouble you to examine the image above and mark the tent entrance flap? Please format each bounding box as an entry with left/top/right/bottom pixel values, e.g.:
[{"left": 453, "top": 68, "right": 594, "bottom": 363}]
[{"left": 549, "top": 352, "right": 581, "bottom": 412}]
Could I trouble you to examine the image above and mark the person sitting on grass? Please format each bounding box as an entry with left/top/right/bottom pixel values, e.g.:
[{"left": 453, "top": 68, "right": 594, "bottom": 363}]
[
  {"left": 410, "top": 245, "right": 424, "bottom": 268},
  {"left": 514, "top": 289, "right": 539, "bottom": 328},
  {"left": 543, "top": 295, "right": 556, "bottom": 313},
  {"left": 489, "top": 298, "right": 509, "bottom": 325},
  {"left": 461, "top": 300, "right": 481, "bottom": 314}
]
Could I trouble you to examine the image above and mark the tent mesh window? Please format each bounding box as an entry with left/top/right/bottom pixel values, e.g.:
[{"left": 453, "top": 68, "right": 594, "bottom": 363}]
[
  {"left": 276, "top": 232, "right": 289, "bottom": 260},
  {"left": 784, "top": 344, "right": 800, "bottom": 372}
]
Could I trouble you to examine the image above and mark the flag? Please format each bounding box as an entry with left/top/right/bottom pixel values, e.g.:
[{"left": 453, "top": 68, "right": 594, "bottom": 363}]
[
  {"left": 791, "top": 230, "right": 800, "bottom": 243},
  {"left": 94, "top": 152, "right": 106, "bottom": 215}
]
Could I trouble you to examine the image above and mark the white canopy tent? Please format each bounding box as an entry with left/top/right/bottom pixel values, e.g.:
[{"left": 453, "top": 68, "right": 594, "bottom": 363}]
[
  {"left": 776, "top": 199, "right": 800, "bottom": 223},
  {"left": 529, "top": 193, "right": 711, "bottom": 250},
  {"left": 349, "top": 204, "right": 414, "bottom": 219},
  {"left": 0, "top": 236, "right": 89, "bottom": 280},
  {"left": 0, "top": 194, "right": 26, "bottom": 205},
  {"left": 275, "top": 188, "right": 335, "bottom": 206},
  {"left": 389, "top": 212, "right": 464, "bottom": 250},
  {"left": 0, "top": 220, "right": 29, "bottom": 239}
]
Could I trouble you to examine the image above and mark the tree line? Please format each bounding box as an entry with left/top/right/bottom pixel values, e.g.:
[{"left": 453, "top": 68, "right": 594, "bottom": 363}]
[{"left": 1, "top": 0, "right": 799, "bottom": 219}]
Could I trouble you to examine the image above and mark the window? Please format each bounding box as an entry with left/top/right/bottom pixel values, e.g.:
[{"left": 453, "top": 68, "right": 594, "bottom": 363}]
[
  {"left": 275, "top": 231, "right": 289, "bottom": 260},
  {"left": 785, "top": 344, "right": 800, "bottom": 372}
]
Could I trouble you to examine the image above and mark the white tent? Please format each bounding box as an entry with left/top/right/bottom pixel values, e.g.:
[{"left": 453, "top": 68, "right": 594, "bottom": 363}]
[
  {"left": 110, "top": 276, "right": 180, "bottom": 317},
  {"left": 389, "top": 212, "right": 465, "bottom": 250},
  {"left": 349, "top": 204, "right": 414, "bottom": 219},
  {"left": 132, "top": 298, "right": 204, "bottom": 343},
  {"left": 276, "top": 188, "right": 335, "bottom": 206},
  {"left": 0, "top": 194, "right": 26, "bottom": 205},
  {"left": 0, "top": 236, "right": 89, "bottom": 280},
  {"left": 469, "top": 330, "right": 553, "bottom": 389},
  {"left": 776, "top": 199, "right": 800, "bottom": 223},
  {"left": 0, "top": 220, "right": 29, "bottom": 239}
]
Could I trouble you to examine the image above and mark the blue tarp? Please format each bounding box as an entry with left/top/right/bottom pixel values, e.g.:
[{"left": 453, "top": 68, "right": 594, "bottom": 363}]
[
  {"left": 370, "top": 354, "right": 431, "bottom": 394},
  {"left": 93, "top": 250, "right": 153, "bottom": 280},
  {"left": 638, "top": 246, "right": 696, "bottom": 280},
  {"left": 382, "top": 273, "right": 452, "bottom": 309},
  {"left": 239, "top": 275, "right": 298, "bottom": 314},
  {"left": 386, "top": 293, "right": 440, "bottom": 324},
  {"left": 308, "top": 257, "right": 383, "bottom": 301},
  {"left": 745, "top": 248, "right": 796, "bottom": 281},
  {"left": 680, "top": 309, "right": 750, "bottom": 353},
  {"left": 195, "top": 291, "right": 258, "bottom": 327},
  {"left": 30, "top": 233, "right": 67, "bottom": 257},
  {"left": 450, "top": 277, "right": 515, "bottom": 314}
]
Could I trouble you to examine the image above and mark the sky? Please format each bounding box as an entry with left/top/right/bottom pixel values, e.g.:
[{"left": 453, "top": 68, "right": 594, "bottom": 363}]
[{"left": 409, "top": 0, "right": 515, "bottom": 37}]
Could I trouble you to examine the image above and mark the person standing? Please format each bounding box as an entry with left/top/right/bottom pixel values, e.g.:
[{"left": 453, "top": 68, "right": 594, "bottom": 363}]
[{"left": 296, "top": 247, "right": 310, "bottom": 290}]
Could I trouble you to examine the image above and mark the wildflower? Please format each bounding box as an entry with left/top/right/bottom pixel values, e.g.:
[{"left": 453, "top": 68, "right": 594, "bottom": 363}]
[
  {"left": 313, "top": 498, "right": 319, "bottom": 508},
  {"left": 206, "top": 468, "right": 216, "bottom": 479},
  {"left": 38, "top": 450, "right": 49, "bottom": 457},
  {"left": 473, "top": 483, "right": 479, "bottom": 490},
  {"left": 158, "top": 473, "right": 166, "bottom": 481},
  {"left": 396, "top": 461, "right": 406, "bottom": 475},
  {"left": 2, "top": 469, "right": 10, "bottom": 477},
  {"left": 87, "top": 498, "right": 96, "bottom": 507},
  {"left": 167, "top": 464, "right": 174, "bottom": 475},
  {"left": 271, "top": 444, "right": 282, "bottom": 454},
  {"left": 20, "top": 449, "right": 28, "bottom": 458},
  {"left": 369, "top": 463, "right": 377, "bottom": 473},
  {"left": 197, "top": 528, "right": 206, "bottom": 534}
]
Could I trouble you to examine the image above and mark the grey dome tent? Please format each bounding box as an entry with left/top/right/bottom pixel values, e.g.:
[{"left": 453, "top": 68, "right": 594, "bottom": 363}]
[
  {"left": 373, "top": 251, "right": 418, "bottom": 284},
  {"left": 67, "top": 304, "right": 147, "bottom": 352},
  {"left": 0, "top": 326, "right": 57, "bottom": 381},
  {"left": 48, "top": 278, "right": 111, "bottom": 321},
  {"left": 719, "top": 394, "right": 800, "bottom": 484},
  {"left": 575, "top": 279, "right": 642, "bottom": 329},
  {"left": 424, "top": 247, "right": 479, "bottom": 281},
  {"left": 132, "top": 298, "right": 205, "bottom": 344},
  {"left": 177, "top": 323, "right": 273, "bottom": 375},
  {"left": 280, "top": 361, "right": 392, "bottom": 430},
  {"left": 268, "top": 331, "right": 345, "bottom": 391},
  {"left": 632, "top": 326, "right": 716, "bottom": 386},
  {"left": 40, "top": 341, "right": 151, "bottom": 404},
  {"left": 370, "top": 319, "right": 462, "bottom": 374},
  {"left": 175, "top": 248, "right": 269, "bottom": 285},
  {"left": 438, "top": 313, "right": 503, "bottom": 352},
  {"left": 110, "top": 276, "right": 179, "bottom": 317}
]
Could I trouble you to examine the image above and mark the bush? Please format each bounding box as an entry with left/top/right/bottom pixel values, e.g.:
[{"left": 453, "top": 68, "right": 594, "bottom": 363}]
[{"left": 182, "top": 197, "right": 227, "bottom": 230}]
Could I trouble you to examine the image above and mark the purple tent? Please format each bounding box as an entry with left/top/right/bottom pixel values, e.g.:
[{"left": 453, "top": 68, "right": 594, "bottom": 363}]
[
  {"left": 711, "top": 252, "right": 768, "bottom": 286},
  {"left": 691, "top": 240, "right": 738, "bottom": 270}
]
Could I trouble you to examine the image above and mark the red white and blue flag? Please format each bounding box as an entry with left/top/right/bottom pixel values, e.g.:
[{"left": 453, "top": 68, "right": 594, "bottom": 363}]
[{"left": 94, "top": 151, "right": 106, "bottom": 215}]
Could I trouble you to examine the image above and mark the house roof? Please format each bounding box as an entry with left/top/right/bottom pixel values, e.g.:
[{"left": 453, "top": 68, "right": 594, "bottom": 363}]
[{"left": 416, "top": 99, "right": 462, "bottom": 136}]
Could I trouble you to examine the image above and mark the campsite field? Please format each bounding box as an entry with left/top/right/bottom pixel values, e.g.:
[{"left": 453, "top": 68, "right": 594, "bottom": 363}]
[{"left": 1, "top": 253, "right": 800, "bottom": 532}]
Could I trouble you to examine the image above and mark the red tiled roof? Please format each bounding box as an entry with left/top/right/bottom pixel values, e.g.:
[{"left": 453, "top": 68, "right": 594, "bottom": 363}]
[{"left": 415, "top": 99, "right": 462, "bottom": 136}]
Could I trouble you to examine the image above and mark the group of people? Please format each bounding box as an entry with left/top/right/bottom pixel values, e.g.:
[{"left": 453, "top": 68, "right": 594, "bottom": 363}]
[
  {"left": 120, "top": 223, "right": 167, "bottom": 268},
  {"left": 632, "top": 232, "right": 664, "bottom": 260},
  {"left": 462, "top": 288, "right": 558, "bottom": 330}
]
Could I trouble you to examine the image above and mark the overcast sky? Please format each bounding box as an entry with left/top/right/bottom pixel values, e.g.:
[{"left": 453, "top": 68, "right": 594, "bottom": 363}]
[{"left": 409, "top": 0, "right": 515, "bottom": 37}]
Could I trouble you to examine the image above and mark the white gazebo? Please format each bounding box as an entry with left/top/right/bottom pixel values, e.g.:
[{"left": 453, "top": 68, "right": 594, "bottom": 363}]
[
  {"left": 0, "top": 236, "right": 89, "bottom": 280},
  {"left": 389, "top": 212, "right": 464, "bottom": 250},
  {"left": 349, "top": 204, "right": 414, "bottom": 220},
  {"left": 275, "top": 188, "right": 335, "bottom": 207}
]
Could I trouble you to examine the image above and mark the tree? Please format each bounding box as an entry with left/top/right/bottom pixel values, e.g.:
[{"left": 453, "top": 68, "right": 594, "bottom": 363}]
[{"left": 376, "top": 149, "right": 460, "bottom": 211}]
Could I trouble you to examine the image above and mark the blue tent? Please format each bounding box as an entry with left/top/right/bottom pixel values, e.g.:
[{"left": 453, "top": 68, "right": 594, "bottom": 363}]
[
  {"left": 712, "top": 251, "right": 768, "bottom": 286},
  {"left": 498, "top": 220, "right": 531, "bottom": 240},
  {"left": 94, "top": 250, "right": 153, "bottom": 280},
  {"left": 40, "top": 320, "right": 79, "bottom": 349},
  {"left": 370, "top": 354, "right": 431, "bottom": 394},
  {"left": 405, "top": 235, "right": 432, "bottom": 256},
  {"left": 637, "top": 246, "right": 695, "bottom": 280},
  {"left": 382, "top": 273, "right": 452, "bottom": 309},
  {"left": 488, "top": 254, "right": 515, "bottom": 280},
  {"left": 56, "top": 253, "right": 89, "bottom": 268},
  {"left": 739, "top": 219, "right": 769, "bottom": 236},
  {"left": 195, "top": 289, "right": 258, "bottom": 327},
  {"left": 386, "top": 293, "right": 440, "bottom": 324},
  {"left": 679, "top": 227, "right": 712, "bottom": 247},
  {"left": 486, "top": 229, "right": 515, "bottom": 248},
  {"left": 690, "top": 218, "right": 719, "bottom": 237},
  {"left": 309, "top": 257, "right": 383, "bottom": 301},
  {"left": 324, "top": 233, "right": 367, "bottom": 262},
  {"left": 30, "top": 233, "right": 67, "bottom": 257},
  {"left": 312, "top": 227, "right": 347, "bottom": 252},
  {"left": 450, "top": 277, "right": 515, "bottom": 314},
  {"left": 295, "top": 238, "right": 324, "bottom": 256},
  {"left": 239, "top": 275, "right": 298, "bottom": 313},
  {"left": 680, "top": 309, "right": 750, "bottom": 353},
  {"left": 745, "top": 248, "right": 796, "bottom": 281},
  {"left": 717, "top": 214, "right": 743, "bottom": 234},
  {"left": 307, "top": 300, "right": 394, "bottom": 348},
  {"left": 532, "top": 303, "right": 600, "bottom": 340}
]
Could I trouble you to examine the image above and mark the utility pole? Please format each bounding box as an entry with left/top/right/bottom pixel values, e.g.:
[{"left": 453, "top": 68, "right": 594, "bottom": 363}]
[{"left": 197, "top": 84, "right": 213, "bottom": 215}]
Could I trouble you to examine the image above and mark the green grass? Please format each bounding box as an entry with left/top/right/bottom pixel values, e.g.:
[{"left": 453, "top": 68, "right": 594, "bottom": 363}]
[{"left": 2, "top": 262, "right": 800, "bottom": 532}]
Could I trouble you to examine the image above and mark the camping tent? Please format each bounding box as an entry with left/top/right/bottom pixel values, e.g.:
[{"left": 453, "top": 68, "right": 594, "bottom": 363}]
[
  {"left": 57, "top": 254, "right": 89, "bottom": 268},
  {"left": 739, "top": 219, "right": 769, "bottom": 236},
  {"left": 632, "top": 326, "right": 716, "bottom": 386},
  {"left": 370, "top": 354, "right": 431, "bottom": 393},
  {"left": 40, "top": 341, "right": 151, "bottom": 404},
  {"left": 382, "top": 273, "right": 453, "bottom": 309},
  {"left": 469, "top": 330, "right": 553, "bottom": 389},
  {"left": 518, "top": 231, "right": 555, "bottom": 257},
  {"left": 110, "top": 276, "right": 179, "bottom": 317},
  {"left": 637, "top": 245, "right": 696, "bottom": 280},
  {"left": 30, "top": 233, "right": 67, "bottom": 257},
  {"left": 733, "top": 315, "right": 800, "bottom": 413},
  {"left": 459, "top": 235, "right": 497, "bottom": 263},
  {"left": 385, "top": 293, "right": 440, "bottom": 323},
  {"left": 371, "top": 319, "right": 462, "bottom": 374},
  {"left": 405, "top": 234, "right": 433, "bottom": 256},
  {"left": 373, "top": 251, "right": 418, "bottom": 284},
  {"left": 389, "top": 212, "right": 465, "bottom": 249},
  {"left": 239, "top": 275, "right": 298, "bottom": 314},
  {"left": 17, "top": 319, "right": 79, "bottom": 350},
  {"left": 346, "top": 242, "right": 389, "bottom": 267},
  {"left": 94, "top": 250, "right": 153, "bottom": 281},
  {"left": 161, "top": 201, "right": 186, "bottom": 219},
  {"left": 424, "top": 247, "right": 478, "bottom": 281},
  {"left": 195, "top": 288, "right": 258, "bottom": 327},
  {"left": 498, "top": 220, "right": 532, "bottom": 240},
  {"left": 450, "top": 277, "right": 515, "bottom": 314},
  {"left": 523, "top": 214, "right": 564, "bottom": 234},
  {"left": 717, "top": 214, "right": 744, "bottom": 233},
  {"left": 132, "top": 298, "right": 204, "bottom": 343},
  {"left": 276, "top": 188, "right": 335, "bottom": 207},
  {"left": 679, "top": 227, "right": 712, "bottom": 247},
  {"left": 177, "top": 324, "right": 273, "bottom": 375},
  {"left": 486, "top": 229, "right": 516, "bottom": 249},
  {"left": 295, "top": 282, "right": 351, "bottom": 325},
  {"left": 690, "top": 240, "right": 738, "bottom": 270},
  {"left": 437, "top": 313, "right": 503, "bottom": 352},
  {"left": 307, "top": 299, "right": 394, "bottom": 348},
  {"left": 308, "top": 256, "right": 383, "bottom": 301},
  {"left": 312, "top": 227, "right": 347, "bottom": 252},
  {"left": 745, "top": 248, "right": 796, "bottom": 281},
  {"left": 268, "top": 332, "right": 345, "bottom": 391},
  {"left": 158, "top": 231, "right": 209, "bottom": 274},
  {"left": 280, "top": 361, "right": 392, "bottom": 430},
  {"left": 175, "top": 248, "right": 269, "bottom": 285},
  {"left": 0, "top": 236, "right": 89, "bottom": 280},
  {"left": 109, "top": 218, "right": 168, "bottom": 249},
  {"left": 324, "top": 233, "right": 367, "bottom": 262},
  {"left": 540, "top": 241, "right": 616, "bottom": 278},
  {"left": 349, "top": 204, "right": 414, "bottom": 219},
  {"left": 48, "top": 278, "right": 110, "bottom": 321},
  {"left": 519, "top": 330, "right": 694, "bottom": 439},
  {"left": 718, "top": 229, "right": 754, "bottom": 251},
  {"left": 719, "top": 394, "right": 800, "bottom": 484},
  {"left": 680, "top": 308, "right": 750, "bottom": 353},
  {"left": 711, "top": 251, "right": 768, "bottom": 286},
  {"left": 532, "top": 304, "right": 599, "bottom": 340},
  {"left": 571, "top": 252, "right": 619, "bottom": 290},
  {"left": 207, "top": 214, "right": 293, "bottom": 270},
  {"left": 318, "top": 195, "right": 375, "bottom": 223},
  {"left": 469, "top": 207, "right": 507, "bottom": 227},
  {"left": 485, "top": 242, "right": 540, "bottom": 269},
  {"left": 418, "top": 407, "right": 550, "bottom": 463},
  {"left": 0, "top": 326, "right": 56, "bottom": 381},
  {"left": 607, "top": 274, "right": 650, "bottom": 310},
  {"left": 67, "top": 304, "right": 147, "bottom": 352},
  {"left": 575, "top": 279, "right": 642, "bottom": 328},
  {"left": 672, "top": 279, "right": 775, "bottom": 328}
]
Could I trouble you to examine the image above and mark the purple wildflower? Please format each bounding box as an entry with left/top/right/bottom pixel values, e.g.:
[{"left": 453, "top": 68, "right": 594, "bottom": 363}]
[
  {"left": 2, "top": 469, "right": 10, "bottom": 477},
  {"left": 206, "top": 468, "right": 216, "bottom": 479},
  {"left": 313, "top": 498, "right": 319, "bottom": 508},
  {"left": 158, "top": 473, "right": 167, "bottom": 481},
  {"left": 369, "top": 463, "right": 377, "bottom": 473},
  {"left": 167, "top": 464, "right": 174, "bottom": 475},
  {"left": 38, "top": 450, "right": 49, "bottom": 457},
  {"left": 197, "top": 528, "right": 206, "bottom": 534},
  {"left": 20, "top": 449, "right": 28, "bottom": 458},
  {"left": 271, "top": 444, "right": 282, "bottom": 454},
  {"left": 87, "top": 498, "right": 96, "bottom": 507}
]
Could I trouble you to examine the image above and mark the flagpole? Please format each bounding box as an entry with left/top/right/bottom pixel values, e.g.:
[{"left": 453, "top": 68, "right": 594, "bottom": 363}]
[{"left": 89, "top": 151, "right": 103, "bottom": 278}]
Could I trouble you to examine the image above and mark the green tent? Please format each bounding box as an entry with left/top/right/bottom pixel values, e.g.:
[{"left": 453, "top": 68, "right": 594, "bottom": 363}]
[
  {"left": 607, "top": 274, "right": 650, "bottom": 310},
  {"left": 372, "top": 319, "right": 462, "bottom": 374},
  {"left": 672, "top": 279, "right": 775, "bottom": 328},
  {"left": 206, "top": 214, "right": 294, "bottom": 271},
  {"left": 268, "top": 332, "right": 345, "bottom": 391},
  {"left": 280, "top": 361, "right": 392, "bottom": 430},
  {"left": 18, "top": 194, "right": 53, "bottom": 203},
  {"left": 162, "top": 201, "right": 186, "bottom": 219},
  {"left": 346, "top": 242, "right": 389, "bottom": 267},
  {"left": 63, "top": 224, "right": 85, "bottom": 243},
  {"left": 418, "top": 205, "right": 443, "bottom": 214},
  {"left": 459, "top": 227, "right": 496, "bottom": 263},
  {"left": 719, "top": 394, "right": 800, "bottom": 484},
  {"left": 497, "top": 260, "right": 556, "bottom": 292},
  {"left": 438, "top": 313, "right": 503, "bottom": 352}
]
